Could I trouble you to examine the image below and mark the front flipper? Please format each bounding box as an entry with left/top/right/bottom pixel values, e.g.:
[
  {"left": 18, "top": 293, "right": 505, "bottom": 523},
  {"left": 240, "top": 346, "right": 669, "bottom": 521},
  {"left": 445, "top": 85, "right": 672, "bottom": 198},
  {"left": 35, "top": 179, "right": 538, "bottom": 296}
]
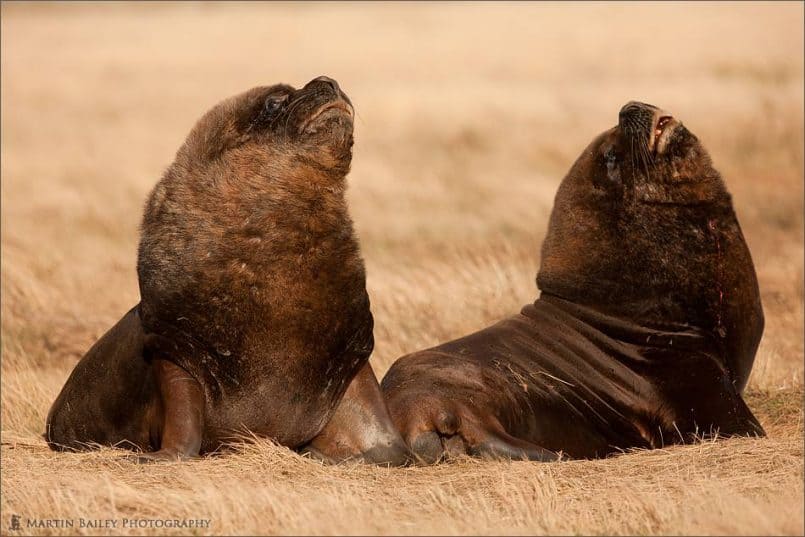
[
  {"left": 301, "top": 362, "right": 410, "bottom": 466},
  {"left": 402, "top": 407, "right": 559, "bottom": 464},
  {"left": 468, "top": 429, "right": 559, "bottom": 462},
  {"left": 135, "top": 358, "right": 205, "bottom": 463}
]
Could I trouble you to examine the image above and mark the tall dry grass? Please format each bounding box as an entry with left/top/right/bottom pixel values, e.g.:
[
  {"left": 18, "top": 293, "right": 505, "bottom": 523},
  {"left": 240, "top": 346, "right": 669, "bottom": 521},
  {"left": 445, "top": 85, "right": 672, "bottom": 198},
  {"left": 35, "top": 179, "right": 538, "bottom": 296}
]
[{"left": 1, "top": 2, "right": 803, "bottom": 535}]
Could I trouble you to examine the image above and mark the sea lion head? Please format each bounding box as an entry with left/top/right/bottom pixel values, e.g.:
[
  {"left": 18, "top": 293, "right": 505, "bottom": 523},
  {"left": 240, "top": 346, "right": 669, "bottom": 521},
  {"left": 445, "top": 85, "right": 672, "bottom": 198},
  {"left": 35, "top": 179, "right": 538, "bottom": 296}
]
[
  {"left": 178, "top": 75, "right": 355, "bottom": 178},
  {"left": 551, "top": 100, "right": 724, "bottom": 214},
  {"left": 537, "top": 102, "right": 763, "bottom": 387}
]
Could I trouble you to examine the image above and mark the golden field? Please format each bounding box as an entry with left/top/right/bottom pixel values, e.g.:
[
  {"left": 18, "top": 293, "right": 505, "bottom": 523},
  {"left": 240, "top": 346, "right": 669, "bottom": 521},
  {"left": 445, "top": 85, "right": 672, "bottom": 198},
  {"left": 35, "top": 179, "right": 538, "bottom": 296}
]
[{"left": 1, "top": 2, "right": 803, "bottom": 535}]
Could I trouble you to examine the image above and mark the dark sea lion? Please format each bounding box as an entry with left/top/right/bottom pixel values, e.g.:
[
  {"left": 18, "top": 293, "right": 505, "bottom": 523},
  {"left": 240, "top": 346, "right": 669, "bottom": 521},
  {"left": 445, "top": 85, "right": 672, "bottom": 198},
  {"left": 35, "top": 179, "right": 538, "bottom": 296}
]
[
  {"left": 381, "top": 101, "right": 765, "bottom": 462},
  {"left": 46, "top": 76, "right": 409, "bottom": 465}
]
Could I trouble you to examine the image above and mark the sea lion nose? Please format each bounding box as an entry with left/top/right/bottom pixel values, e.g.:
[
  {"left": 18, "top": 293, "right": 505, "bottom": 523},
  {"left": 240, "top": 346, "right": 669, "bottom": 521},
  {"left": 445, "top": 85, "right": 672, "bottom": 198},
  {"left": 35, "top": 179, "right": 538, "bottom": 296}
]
[
  {"left": 619, "top": 101, "right": 658, "bottom": 125},
  {"left": 309, "top": 75, "right": 340, "bottom": 92}
]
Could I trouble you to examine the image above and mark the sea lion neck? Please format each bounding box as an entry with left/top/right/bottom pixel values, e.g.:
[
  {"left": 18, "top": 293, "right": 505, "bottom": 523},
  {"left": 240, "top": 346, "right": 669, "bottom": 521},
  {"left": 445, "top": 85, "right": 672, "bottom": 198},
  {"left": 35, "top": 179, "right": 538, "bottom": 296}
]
[
  {"left": 169, "top": 143, "right": 350, "bottom": 200},
  {"left": 534, "top": 293, "right": 714, "bottom": 354}
]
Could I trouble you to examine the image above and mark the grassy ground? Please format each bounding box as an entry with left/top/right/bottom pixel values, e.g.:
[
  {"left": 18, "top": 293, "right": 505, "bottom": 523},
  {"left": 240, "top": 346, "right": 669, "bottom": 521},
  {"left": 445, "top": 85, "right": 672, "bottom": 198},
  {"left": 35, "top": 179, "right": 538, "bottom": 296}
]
[{"left": 1, "top": 2, "right": 803, "bottom": 535}]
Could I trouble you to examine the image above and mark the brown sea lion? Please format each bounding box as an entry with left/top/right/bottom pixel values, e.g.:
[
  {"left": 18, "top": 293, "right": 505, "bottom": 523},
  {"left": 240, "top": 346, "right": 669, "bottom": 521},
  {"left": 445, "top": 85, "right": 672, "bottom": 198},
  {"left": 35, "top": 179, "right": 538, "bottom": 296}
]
[
  {"left": 381, "top": 101, "right": 765, "bottom": 462},
  {"left": 45, "top": 76, "right": 409, "bottom": 465}
]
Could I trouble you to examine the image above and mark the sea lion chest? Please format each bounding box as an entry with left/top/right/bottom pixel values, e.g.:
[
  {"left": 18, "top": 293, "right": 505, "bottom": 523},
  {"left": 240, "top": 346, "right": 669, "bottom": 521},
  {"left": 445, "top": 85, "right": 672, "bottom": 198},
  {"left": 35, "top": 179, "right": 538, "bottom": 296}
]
[{"left": 136, "top": 176, "right": 373, "bottom": 445}]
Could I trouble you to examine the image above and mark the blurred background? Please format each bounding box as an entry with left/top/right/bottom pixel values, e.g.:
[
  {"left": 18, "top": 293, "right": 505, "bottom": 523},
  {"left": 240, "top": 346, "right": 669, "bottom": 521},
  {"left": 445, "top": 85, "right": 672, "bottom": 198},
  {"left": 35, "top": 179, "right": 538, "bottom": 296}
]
[
  {"left": 1, "top": 1, "right": 802, "bottom": 408},
  {"left": 2, "top": 4, "right": 803, "bottom": 535}
]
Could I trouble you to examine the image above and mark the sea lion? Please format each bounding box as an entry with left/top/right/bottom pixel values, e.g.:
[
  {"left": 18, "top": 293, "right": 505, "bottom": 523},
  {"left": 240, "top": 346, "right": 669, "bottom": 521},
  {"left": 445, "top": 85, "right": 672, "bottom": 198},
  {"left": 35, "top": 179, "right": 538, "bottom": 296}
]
[
  {"left": 46, "top": 76, "right": 409, "bottom": 465},
  {"left": 381, "top": 101, "right": 765, "bottom": 462}
]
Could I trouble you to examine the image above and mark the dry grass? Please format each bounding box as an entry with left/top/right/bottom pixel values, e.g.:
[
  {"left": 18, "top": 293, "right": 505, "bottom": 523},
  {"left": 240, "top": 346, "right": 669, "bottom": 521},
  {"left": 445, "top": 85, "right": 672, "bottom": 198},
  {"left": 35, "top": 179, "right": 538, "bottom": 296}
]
[{"left": 1, "top": 2, "right": 803, "bottom": 535}]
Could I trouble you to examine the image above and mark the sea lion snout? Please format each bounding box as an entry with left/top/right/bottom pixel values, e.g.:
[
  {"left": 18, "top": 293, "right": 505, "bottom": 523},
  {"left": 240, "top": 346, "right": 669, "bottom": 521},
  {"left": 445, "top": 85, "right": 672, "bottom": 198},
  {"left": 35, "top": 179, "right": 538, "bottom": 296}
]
[
  {"left": 297, "top": 76, "right": 355, "bottom": 138},
  {"left": 307, "top": 75, "right": 340, "bottom": 93},
  {"left": 618, "top": 101, "right": 677, "bottom": 154},
  {"left": 619, "top": 100, "right": 658, "bottom": 118},
  {"left": 618, "top": 101, "right": 658, "bottom": 132},
  {"left": 304, "top": 75, "right": 353, "bottom": 107}
]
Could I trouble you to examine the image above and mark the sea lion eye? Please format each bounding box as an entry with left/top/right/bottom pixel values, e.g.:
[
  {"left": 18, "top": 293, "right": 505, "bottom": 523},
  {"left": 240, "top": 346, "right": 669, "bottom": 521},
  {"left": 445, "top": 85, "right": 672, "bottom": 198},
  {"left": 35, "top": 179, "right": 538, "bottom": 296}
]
[
  {"left": 603, "top": 147, "right": 621, "bottom": 185},
  {"left": 264, "top": 94, "right": 288, "bottom": 115},
  {"left": 251, "top": 94, "right": 289, "bottom": 129}
]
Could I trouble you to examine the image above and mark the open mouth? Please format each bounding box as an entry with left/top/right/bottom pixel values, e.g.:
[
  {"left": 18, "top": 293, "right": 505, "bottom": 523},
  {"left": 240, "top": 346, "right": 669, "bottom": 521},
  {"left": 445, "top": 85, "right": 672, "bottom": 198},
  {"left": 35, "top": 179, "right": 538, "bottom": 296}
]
[
  {"left": 301, "top": 99, "right": 354, "bottom": 132},
  {"left": 651, "top": 115, "right": 675, "bottom": 153}
]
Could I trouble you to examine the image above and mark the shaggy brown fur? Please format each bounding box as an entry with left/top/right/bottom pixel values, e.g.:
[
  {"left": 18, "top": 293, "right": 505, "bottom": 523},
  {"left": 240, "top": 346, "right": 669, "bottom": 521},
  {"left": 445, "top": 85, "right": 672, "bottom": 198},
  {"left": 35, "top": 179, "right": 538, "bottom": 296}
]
[
  {"left": 46, "top": 77, "right": 408, "bottom": 465},
  {"left": 382, "top": 101, "right": 765, "bottom": 462}
]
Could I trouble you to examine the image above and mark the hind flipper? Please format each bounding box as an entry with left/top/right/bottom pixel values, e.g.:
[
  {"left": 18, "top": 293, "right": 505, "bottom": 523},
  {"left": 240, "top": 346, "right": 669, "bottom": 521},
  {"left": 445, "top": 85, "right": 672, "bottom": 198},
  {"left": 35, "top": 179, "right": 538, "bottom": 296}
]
[{"left": 46, "top": 305, "right": 155, "bottom": 452}]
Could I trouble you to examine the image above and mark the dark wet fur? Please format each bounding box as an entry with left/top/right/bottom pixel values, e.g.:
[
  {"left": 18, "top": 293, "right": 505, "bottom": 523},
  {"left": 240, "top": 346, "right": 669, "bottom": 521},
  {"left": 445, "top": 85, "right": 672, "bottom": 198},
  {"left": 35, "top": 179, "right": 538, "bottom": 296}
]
[{"left": 383, "top": 102, "right": 765, "bottom": 462}]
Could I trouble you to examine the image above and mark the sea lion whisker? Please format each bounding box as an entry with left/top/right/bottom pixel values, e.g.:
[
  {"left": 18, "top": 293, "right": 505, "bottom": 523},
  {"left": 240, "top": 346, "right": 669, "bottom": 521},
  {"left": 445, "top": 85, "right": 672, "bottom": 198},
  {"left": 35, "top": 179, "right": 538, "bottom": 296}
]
[
  {"left": 639, "top": 142, "right": 652, "bottom": 182},
  {"left": 282, "top": 95, "right": 308, "bottom": 136},
  {"left": 628, "top": 137, "right": 639, "bottom": 197}
]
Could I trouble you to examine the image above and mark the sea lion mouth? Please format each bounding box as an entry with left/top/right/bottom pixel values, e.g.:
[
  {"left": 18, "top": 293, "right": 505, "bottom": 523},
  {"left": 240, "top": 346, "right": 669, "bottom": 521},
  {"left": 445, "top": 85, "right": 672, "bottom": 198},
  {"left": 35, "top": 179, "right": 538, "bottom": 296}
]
[
  {"left": 300, "top": 98, "right": 354, "bottom": 134},
  {"left": 652, "top": 115, "right": 676, "bottom": 154},
  {"left": 619, "top": 102, "right": 680, "bottom": 156}
]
